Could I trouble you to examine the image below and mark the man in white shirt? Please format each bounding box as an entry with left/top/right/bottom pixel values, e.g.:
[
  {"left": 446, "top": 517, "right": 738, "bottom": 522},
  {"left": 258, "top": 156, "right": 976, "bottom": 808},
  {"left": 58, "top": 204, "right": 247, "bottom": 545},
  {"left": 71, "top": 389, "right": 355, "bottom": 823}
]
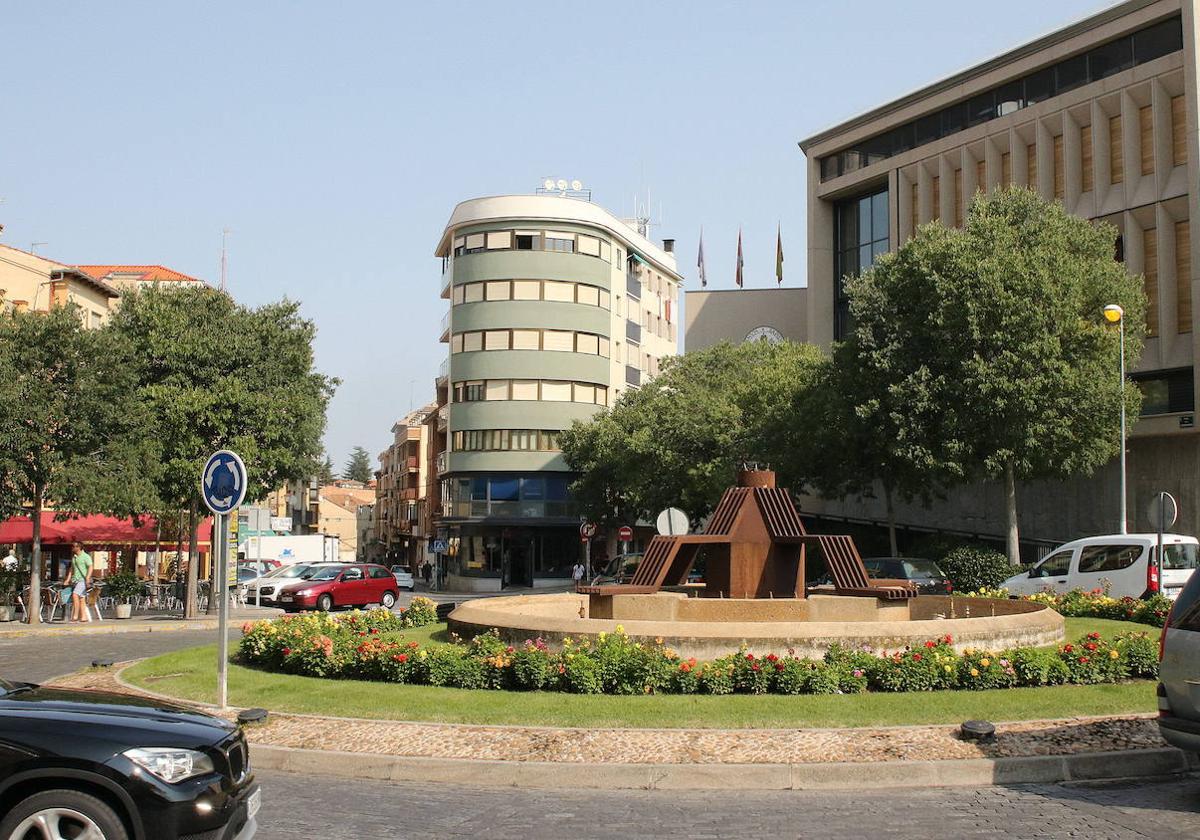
[
  {"left": 1, "top": 547, "right": 17, "bottom": 570},
  {"left": 572, "top": 561, "right": 586, "bottom": 589}
]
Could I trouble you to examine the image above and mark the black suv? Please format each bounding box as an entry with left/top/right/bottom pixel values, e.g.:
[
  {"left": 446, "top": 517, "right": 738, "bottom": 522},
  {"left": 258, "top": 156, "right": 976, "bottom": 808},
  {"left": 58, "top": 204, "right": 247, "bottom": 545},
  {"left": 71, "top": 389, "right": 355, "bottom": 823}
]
[{"left": 0, "top": 678, "right": 259, "bottom": 840}]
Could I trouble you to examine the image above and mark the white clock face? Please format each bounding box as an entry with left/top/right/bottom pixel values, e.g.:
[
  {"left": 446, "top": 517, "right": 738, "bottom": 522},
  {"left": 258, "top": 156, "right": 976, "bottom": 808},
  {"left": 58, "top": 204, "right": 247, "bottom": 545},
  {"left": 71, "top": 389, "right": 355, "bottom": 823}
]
[{"left": 745, "top": 325, "right": 784, "bottom": 344}]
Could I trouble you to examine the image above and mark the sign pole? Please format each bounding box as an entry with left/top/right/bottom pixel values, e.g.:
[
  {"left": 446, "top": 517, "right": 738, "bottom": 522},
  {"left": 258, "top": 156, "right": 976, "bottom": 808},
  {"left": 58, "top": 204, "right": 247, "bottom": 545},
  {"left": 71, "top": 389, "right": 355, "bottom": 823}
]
[
  {"left": 216, "top": 512, "right": 229, "bottom": 710},
  {"left": 1158, "top": 492, "right": 1166, "bottom": 592}
]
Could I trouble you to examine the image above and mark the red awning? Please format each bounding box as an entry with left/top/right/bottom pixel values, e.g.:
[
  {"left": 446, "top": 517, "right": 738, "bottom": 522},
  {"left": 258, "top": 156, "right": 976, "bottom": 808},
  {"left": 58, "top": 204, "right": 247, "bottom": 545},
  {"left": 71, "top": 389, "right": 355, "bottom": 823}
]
[{"left": 0, "top": 513, "right": 213, "bottom": 548}]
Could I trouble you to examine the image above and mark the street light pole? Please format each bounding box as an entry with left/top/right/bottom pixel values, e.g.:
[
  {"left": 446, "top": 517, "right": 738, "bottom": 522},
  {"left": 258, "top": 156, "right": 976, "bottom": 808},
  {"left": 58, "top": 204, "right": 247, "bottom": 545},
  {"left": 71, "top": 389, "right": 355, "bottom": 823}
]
[{"left": 1104, "top": 304, "right": 1127, "bottom": 535}]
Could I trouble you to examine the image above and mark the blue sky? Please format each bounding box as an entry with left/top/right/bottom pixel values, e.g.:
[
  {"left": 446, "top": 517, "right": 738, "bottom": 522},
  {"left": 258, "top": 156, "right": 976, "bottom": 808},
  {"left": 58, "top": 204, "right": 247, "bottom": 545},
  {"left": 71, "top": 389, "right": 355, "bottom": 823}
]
[{"left": 0, "top": 0, "right": 1106, "bottom": 470}]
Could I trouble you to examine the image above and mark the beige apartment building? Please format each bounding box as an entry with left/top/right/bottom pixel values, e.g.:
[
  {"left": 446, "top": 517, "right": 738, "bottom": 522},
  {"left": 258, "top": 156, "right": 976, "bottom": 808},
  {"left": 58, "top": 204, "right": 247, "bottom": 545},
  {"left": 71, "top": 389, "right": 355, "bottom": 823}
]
[
  {"left": 0, "top": 244, "right": 117, "bottom": 326},
  {"left": 375, "top": 405, "right": 438, "bottom": 569},
  {"left": 797, "top": 1, "right": 1199, "bottom": 548}
]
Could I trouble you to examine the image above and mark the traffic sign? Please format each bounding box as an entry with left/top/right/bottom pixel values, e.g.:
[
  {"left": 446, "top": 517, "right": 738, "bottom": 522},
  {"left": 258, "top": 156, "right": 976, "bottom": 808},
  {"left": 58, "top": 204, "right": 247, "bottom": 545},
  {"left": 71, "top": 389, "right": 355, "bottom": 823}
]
[
  {"left": 1148, "top": 491, "right": 1179, "bottom": 531},
  {"left": 201, "top": 450, "right": 247, "bottom": 515},
  {"left": 618, "top": 525, "right": 633, "bottom": 542},
  {"left": 580, "top": 522, "right": 597, "bottom": 539},
  {"left": 656, "top": 507, "right": 689, "bottom": 536},
  {"left": 432, "top": 539, "right": 449, "bottom": 553}
]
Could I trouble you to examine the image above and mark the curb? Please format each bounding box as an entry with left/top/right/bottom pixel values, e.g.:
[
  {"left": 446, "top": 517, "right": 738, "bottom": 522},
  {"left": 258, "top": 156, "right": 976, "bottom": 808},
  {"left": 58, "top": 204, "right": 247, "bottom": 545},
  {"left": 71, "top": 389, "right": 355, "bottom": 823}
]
[
  {"left": 248, "top": 744, "right": 1199, "bottom": 790},
  {"left": 0, "top": 617, "right": 272, "bottom": 639}
]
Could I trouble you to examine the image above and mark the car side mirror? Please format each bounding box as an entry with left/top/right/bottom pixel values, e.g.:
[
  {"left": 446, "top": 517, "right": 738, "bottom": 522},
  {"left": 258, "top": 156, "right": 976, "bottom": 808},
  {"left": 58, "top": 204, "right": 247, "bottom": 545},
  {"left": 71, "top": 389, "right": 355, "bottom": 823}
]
[{"left": 1028, "top": 569, "right": 1039, "bottom": 578}]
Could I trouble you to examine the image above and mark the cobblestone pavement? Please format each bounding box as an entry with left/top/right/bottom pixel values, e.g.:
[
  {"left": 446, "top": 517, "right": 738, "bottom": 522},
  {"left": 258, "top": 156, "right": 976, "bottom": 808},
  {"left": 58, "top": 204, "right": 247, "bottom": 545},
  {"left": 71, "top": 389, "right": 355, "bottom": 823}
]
[
  {"left": 0, "top": 628, "right": 237, "bottom": 683},
  {"left": 253, "top": 770, "right": 1200, "bottom": 839}
]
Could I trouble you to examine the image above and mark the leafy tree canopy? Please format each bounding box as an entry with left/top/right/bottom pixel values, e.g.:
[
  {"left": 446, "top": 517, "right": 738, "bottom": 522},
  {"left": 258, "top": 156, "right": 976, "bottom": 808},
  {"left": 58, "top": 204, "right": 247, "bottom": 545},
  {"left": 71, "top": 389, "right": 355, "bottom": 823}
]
[{"left": 560, "top": 340, "right": 826, "bottom": 528}]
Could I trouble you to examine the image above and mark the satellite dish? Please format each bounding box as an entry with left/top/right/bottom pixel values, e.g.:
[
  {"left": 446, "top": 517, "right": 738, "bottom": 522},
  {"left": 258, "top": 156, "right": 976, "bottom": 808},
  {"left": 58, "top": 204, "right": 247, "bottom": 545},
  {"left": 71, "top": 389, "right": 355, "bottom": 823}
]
[
  {"left": 556, "top": 179, "right": 568, "bottom": 191},
  {"left": 571, "top": 179, "right": 583, "bottom": 191},
  {"left": 656, "top": 507, "right": 689, "bottom": 536},
  {"left": 542, "top": 178, "right": 555, "bottom": 190}
]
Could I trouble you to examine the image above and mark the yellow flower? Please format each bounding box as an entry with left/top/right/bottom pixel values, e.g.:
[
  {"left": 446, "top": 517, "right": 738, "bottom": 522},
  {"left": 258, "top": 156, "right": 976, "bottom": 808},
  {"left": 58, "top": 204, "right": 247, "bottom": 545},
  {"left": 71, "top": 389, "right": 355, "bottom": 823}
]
[
  {"left": 980, "top": 658, "right": 990, "bottom": 668},
  {"left": 598, "top": 632, "right": 607, "bottom": 642},
  {"left": 615, "top": 624, "right": 625, "bottom": 634},
  {"left": 944, "top": 665, "right": 952, "bottom": 673},
  {"left": 1109, "top": 649, "right": 1119, "bottom": 659},
  {"left": 655, "top": 637, "right": 664, "bottom": 645},
  {"left": 970, "top": 668, "right": 979, "bottom": 677}
]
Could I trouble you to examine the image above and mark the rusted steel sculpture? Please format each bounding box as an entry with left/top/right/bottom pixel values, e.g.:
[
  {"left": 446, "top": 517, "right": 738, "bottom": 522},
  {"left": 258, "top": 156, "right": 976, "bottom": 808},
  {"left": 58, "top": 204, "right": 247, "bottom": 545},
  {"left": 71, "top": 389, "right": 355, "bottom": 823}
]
[{"left": 578, "top": 469, "right": 917, "bottom": 601}]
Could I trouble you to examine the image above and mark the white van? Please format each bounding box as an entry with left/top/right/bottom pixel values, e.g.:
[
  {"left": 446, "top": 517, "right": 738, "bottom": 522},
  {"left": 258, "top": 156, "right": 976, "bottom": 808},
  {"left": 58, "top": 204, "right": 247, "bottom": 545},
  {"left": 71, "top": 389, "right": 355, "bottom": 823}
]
[{"left": 1002, "top": 533, "right": 1200, "bottom": 600}]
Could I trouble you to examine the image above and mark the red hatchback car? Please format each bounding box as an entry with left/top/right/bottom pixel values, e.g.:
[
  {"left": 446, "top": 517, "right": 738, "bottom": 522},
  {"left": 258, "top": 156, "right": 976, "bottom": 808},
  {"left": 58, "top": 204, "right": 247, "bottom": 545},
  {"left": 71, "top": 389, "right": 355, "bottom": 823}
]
[{"left": 277, "top": 563, "right": 400, "bottom": 612}]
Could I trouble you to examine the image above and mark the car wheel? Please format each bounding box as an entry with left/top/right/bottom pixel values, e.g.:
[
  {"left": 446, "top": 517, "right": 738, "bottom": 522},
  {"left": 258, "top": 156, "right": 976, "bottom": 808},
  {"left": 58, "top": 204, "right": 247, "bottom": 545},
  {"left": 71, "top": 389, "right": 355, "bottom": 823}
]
[
  {"left": 0, "top": 789, "right": 129, "bottom": 840},
  {"left": 317, "top": 594, "right": 333, "bottom": 612},
  {"left": 380, "top": 591, "right": 397, "bottom": 609}
]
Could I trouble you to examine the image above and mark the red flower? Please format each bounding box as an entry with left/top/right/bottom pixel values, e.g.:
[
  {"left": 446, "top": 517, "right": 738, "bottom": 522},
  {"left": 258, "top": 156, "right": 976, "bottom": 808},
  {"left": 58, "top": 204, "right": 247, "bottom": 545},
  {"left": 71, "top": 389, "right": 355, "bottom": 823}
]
[
  {"left": 1063, "top": 644, "right": 1074, "bottom": 653},
  {"left": 407, "top": 641, "right": 419, "bottom": 649},
  {"left": 943, "top": 634, "right": 953, "bottom": 644},
  {"left": 1080, "top": 656, "right": 1090, "bottom": 664},
  {"left": 745, "top": 653, "right": 755, "bottom": 661},
  {"left": 751, "top": 663, "right": 761, "bottom": 672},
  {"left": 912, "top": 653, "right": 922, "bottom": 661},
  {"left": 371, "top": 628, "right": 379, "bottom": 634},
  {"left": 505, "top": 646, "right": 515, "bottom": 654},
  {"left": 774, "top": 662, "right": 785, "bottom": 672},
  {"left": 282, "top": 647, "right": 291, "bottom": 656},
  {"left": 924, "top": 640, "right": 936, "bottom": 649},
  {"left": 765, "top": 653, "right": 779, "bottom": 663},
  {"left": 1085, "top": 643, "right": 1098, "bottom": 651},
  {"left": 397, "top": 653, "right": 408, "bottom": 663},
  {"left": 1087, "top": 632, "right": 1101, "bottom": 640}
]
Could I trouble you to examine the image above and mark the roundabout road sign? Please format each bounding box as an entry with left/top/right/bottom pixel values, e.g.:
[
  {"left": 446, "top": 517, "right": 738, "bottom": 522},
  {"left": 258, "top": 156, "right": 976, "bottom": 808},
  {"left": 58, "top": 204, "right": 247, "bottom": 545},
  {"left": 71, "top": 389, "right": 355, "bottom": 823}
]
[{"left": 201, "top": 450, "right": 247, "bottom": 515}]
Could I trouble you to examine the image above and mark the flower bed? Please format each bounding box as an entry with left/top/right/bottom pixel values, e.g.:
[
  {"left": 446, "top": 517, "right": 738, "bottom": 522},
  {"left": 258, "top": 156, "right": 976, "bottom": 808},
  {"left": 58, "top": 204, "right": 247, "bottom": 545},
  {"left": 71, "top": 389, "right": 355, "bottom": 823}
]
[
  {"left": 236, "top": 611, "right": 1158, "bottom": 696},
  {"left": 967, "top": 586, "right": 1173, "bottom": 627}
]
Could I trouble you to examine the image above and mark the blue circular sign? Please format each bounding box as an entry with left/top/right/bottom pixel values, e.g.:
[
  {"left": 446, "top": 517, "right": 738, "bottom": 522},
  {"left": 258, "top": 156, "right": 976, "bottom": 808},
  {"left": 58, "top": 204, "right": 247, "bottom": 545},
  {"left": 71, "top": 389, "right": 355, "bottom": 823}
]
[{"left": 201, "top": 450, "right": 247, "bottom": 515}]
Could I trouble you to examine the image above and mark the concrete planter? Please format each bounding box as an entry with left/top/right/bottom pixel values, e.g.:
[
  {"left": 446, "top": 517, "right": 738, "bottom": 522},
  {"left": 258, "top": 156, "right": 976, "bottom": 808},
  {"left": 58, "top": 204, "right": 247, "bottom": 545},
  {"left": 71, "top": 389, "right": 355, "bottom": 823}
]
[{"left": 115, "top": 603, "right": 133, "bottom": 620}]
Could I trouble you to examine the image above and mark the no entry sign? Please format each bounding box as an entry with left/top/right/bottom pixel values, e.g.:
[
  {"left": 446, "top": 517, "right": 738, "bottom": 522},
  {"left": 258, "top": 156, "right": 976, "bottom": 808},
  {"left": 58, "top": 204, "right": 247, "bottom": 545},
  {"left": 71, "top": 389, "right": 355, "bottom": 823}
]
[{"left": 618, "top": 525, "right": 633, "bottom": 542}]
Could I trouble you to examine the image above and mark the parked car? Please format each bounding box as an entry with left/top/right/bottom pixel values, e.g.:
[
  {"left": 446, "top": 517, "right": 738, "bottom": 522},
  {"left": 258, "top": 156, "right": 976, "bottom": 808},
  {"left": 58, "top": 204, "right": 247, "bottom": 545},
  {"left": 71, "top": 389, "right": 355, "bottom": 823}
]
[
  {"left": 236, "top": 559, "right": 281, "bottom": 576},
  {"left": 1001, "top": 533, "right": 1200, "bottom": 600},
  {"left": 242, "top": 562, "right": 338, "bottom": 605},
  {"left": 277, "top": 563, "right": 400, "bottom": 612},
  {"left": 390, "top": 565, "right": 416, "bottom": 591},
  {"left": 862, "top": 557, "right": 953, "bottom": 594},
  {"left": 0, "top": 678, "right": 259, "bottom": 840},
  {"left": 589, "top": 553, "right": 645, "bottom": 586},
  {"left": 1157, "top": 567, "right": 1200, "bottom": 753}
]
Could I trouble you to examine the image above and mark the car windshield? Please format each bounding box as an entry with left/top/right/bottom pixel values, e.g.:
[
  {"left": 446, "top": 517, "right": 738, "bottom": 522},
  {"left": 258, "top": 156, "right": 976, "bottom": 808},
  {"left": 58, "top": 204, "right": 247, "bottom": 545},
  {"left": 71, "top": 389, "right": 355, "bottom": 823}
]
[
  {"left": 1162, "top": 544, "right": 1199, "bottom": 570},
  {"left": 899, "top": 559, "right": 944, "bottom": 578},
  {"left": 309, "top": 566, "right": 346, "bottom": 582},
  {"left": 237, "top": 568, "right": 258, "bottom": 580},
  {"left": 263, "top": 565, "right": 300, "bottom": 579},
  {"left": 391, "top": 567, "right": 407, "bottom": 574}
]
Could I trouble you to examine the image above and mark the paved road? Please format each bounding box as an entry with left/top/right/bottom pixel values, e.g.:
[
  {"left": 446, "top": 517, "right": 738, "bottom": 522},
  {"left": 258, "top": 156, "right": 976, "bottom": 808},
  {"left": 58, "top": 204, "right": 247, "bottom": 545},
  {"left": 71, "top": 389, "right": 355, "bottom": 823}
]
[{"left": 253, "top": 771, "right": 1200, "bottom": 839}]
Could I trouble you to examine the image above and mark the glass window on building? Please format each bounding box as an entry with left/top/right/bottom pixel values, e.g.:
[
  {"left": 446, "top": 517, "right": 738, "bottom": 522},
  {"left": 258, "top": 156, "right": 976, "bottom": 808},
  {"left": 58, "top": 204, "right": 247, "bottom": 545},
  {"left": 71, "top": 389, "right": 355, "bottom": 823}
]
[
  {"left": 464, "top": 283, "right": 484, "bottom": 303},
  {"left": 485, "top": 280, "right": 511, "bottom": 300},
  {"left": 511, "top": 380, "right": 539, "bottom": 400},
  {"left": 541, "top": 381, "right": 572, "bottom": 401},
  {"left": 489, "top": 477, "right": 520, "bottom": 501},
  {"left": 486, "top": 231, "right": 512, "bottom": 250},
  {"left": 1134, "top": 367, "right": 1195, "bottom": 415},
  {"left": 462, "top": 332, "right": 483, "bottom": 352},
  {"left": 543, "top": 330, "right": 574, "bottom": 352},
  {"left": 511, "top": 329, "right": 540, "bottom": 350},
  {"left": 545, "top": 232, "right": 576, "bottom": 252},
  {"left": 575, "top": 333, "right": 600, "bottom": 355},
  {"left": 486, "top": 380, "right": 509, "bottom": 400},
  {"left": 576, "top": 284, "right": 600, "bottom": 306},
  {"left": 452, "top": 285, "right": 465, "bottom": 305},
  {"left": 543, "top": 281, "right": 575, "bottom": 302},
  {"left": 833, "top": 188, "right": 889, "bottom": 340},
  {"left": 484, "top": 330, "right": 510, "bottom": 351},
  {"left": 513, "top": 280, "right": 540, "bottom": 300}
]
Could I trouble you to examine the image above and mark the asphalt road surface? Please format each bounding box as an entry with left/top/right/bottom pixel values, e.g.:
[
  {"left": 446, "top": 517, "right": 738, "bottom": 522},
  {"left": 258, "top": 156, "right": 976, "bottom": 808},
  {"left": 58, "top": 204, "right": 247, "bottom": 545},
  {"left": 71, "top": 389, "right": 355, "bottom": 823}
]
[{"left": 253, "top": 769, "right": 1200, "bottom": 839}]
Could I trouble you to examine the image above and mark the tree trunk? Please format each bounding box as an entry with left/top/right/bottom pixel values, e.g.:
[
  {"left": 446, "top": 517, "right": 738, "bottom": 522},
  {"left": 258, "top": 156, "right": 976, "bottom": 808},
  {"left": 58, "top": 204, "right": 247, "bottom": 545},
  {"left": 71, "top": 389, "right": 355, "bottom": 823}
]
[
  {"left": 883, "top": 483, "right": 899, "bottom": 557},
  {"left": 154, "top": 517, "right": 162, "bottom": 579},
  {"left": 27, "top": 489, "right": 43, "bottom": 625},
  {"left": 1004, "top": 460, "right": 1021, "bottom": 566},
  {"left": 184, "top": 500, "right": 199, "bottom": 619}
]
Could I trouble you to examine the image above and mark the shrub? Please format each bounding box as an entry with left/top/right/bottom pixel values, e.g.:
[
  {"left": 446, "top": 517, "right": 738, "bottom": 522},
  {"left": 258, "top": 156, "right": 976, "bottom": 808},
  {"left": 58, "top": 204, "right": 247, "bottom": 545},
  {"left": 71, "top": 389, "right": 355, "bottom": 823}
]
[
  {"left": 940, "top": 546, "right": 1015, "bottom": 593},
  {"left": 699, "top": 657, "right": 735, "bottom": 695},
  {"left": 1009, "top": 647, "right": 1069, "bottom": 686},
  {"left": 731, "top": 652, "right": 772, "bottom": 695},
  {"left": 668, "top": 659, "right": 701, "bottom": 694},
  {"left": 401, "top": 596, "right": 439, "bottom": 627},
  {"left": 1116, "top": 631, "right": 1159, "bottom": 679},
  {"left": 509, "top": 640, "right": 554, "bottom": 690},
  {"left": 560, "top": 653, "right": 602, "bottom": 694},
  {"left": 957, "top": 649, "right": 1017, "bottom": 690}
]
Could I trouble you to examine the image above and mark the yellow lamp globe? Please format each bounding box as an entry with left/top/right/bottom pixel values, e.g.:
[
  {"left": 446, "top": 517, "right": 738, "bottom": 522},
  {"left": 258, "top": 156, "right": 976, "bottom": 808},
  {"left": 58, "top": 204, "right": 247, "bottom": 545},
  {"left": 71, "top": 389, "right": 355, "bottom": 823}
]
[{"left": 1103, "top": 304, "right": 1124, "bottom": 323}]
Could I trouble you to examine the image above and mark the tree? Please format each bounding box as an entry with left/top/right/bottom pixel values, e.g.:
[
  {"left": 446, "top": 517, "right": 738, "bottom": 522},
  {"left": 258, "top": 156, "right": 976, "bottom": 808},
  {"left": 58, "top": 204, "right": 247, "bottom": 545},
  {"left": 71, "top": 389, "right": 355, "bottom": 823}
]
[
  {"left": 108, "top": 285, "right": 337, "bottom": 615},
  {"left": 0, "top": 307, "right": 160, "bottom": 624},
  {"left": 844, "top": 188, "right": 1145, "bottom": 563},
  {"left": 560, "top": 341, "right": 826, "bottom": 532},
  {"left": 342, "top": 446, "right": 372, "bottom": 484},
  {"left": 317, "top": 455, "right": 335, "bottom": 485}
]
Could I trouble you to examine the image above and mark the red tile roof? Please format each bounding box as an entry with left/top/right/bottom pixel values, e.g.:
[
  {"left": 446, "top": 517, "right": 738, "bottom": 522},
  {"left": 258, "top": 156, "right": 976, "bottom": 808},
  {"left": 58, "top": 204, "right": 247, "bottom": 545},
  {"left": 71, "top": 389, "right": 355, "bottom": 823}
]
[{"left": 77, "top": 264, "right": 204, "bottom": 284}]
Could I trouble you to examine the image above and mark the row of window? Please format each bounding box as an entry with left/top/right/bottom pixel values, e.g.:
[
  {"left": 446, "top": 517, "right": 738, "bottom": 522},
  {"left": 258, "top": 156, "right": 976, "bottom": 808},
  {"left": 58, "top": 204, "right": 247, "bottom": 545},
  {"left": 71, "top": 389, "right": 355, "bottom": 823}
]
[
  {"left": 452, "top": 429, "right": 563, "bottom": 452},
  {"left": 1133, "top": 367, "right": 1195, "bottom": 416},
  {"left": 908, "top": 94, "right": 1188, "bottom": 233},
  {"left": 820, "top": 17, "right": 1183, "bottom": 181},
  {"left": 450, "top": 329, "right": 610, "bottom": 356},
  {"left": 450, "top": 475, "right": 572, "bottom": 503},
  {"left": 453, "top": 379, "right": 609, "bottom": 406},
  {"left": 452, "top": 228, "right": 624, "bottom": 264},
  {"left": 452, "top": 279, "right": 612, "bottom": 309}
]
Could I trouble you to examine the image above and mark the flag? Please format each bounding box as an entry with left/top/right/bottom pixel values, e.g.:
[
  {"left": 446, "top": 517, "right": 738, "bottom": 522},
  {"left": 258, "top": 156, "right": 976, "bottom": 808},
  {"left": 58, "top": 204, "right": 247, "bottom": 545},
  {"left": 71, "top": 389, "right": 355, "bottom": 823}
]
[
  {"left": 735, "top": 229, "right": 744, "bottom": 288},
  {"left": 776, "top": 224, "right": 784, "bottom": 286},
  {"left": 697, "top": 228, "right": 707, "bottom": 288}
]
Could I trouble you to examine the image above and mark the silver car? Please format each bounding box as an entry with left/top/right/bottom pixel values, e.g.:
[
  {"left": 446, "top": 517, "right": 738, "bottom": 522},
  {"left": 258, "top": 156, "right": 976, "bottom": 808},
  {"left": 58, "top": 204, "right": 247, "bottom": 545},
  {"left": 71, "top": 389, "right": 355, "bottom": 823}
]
[{"left": 1157, "top": 568, "right": 1200, "bottom": 752}]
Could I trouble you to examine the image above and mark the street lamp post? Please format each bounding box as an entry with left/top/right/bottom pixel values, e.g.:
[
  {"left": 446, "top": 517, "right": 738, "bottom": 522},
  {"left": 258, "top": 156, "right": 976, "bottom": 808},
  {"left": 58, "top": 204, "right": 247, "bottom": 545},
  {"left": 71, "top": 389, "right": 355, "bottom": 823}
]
[{"left": 1104, "top": 304, "right": 1126, "bottom": 535}]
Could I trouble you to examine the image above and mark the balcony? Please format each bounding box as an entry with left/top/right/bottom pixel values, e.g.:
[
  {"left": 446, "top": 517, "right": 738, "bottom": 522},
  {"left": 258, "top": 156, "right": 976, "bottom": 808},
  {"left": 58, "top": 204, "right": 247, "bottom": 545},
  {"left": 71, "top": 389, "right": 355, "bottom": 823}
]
[
  {"left": 439, "top": 310, "right": 450, "bottom": 343},
  {"left": 405, "top": 455, "right": 419, "bottom": 471},
  {"left": 626, "top": 365, "right": 641, "bottom": 387},
  {"left": 400, "top": 488, "right": 419, "bottom": 501},
  {"left": 436, "top": 357, "right": 449, "bottom": 385},
  {"left": 626, "top": 319, "right": 641, "bottom": 344},
  {"left": 437, "top": 405, "right": 449, "bottom": 432},
  {"left": 441, "top": 264, "right": 452, "bottom": 298},
  {"left": 626, "top": 273, "right": 641, "bottom": 300},
  {"left": 435, "top": 451, "right": 448, "bottom": 475}
]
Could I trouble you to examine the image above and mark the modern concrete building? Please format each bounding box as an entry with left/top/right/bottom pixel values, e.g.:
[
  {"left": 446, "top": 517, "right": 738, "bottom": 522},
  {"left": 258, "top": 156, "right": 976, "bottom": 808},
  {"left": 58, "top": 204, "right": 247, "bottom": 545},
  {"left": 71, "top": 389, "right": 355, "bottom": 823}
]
[
  {"left": 798, "top": 0, "right": 1199, "bottom": 547},
  {"left": 684, "top": 288, "right": 809, "bottom": 352},
  {"left": 435, "top": 194, "right": 682, "bottom": 591},
  {"left": 0, "top": 244, "right": 118, "bottom": 327}
]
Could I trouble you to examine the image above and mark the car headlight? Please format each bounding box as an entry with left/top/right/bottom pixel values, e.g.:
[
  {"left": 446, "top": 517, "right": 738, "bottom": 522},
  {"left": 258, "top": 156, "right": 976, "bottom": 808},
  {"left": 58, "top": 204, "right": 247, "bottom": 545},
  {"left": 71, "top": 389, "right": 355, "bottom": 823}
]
[
  {"left": 295, "top": 589, "right": 312, "bottom": 597},
  {"left": 124, "top": 747, "right": 215, "bottom": 783}
]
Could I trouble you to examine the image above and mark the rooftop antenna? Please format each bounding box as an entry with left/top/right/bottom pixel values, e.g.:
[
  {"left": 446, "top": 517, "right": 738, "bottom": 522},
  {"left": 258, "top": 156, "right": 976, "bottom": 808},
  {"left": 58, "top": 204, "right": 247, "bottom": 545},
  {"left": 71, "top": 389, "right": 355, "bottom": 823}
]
[
  {"left": 30, "top": 241, "right": 47, "bottom": 254},
  {"left": 219, "top": 228, "right": 231, "bottom": 292}
]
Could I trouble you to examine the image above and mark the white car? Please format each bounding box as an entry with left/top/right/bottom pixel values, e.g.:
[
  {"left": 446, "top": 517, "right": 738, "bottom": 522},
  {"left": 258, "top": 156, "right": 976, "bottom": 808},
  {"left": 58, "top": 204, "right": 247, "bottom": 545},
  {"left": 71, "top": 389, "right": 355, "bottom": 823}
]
[
  {"left": 1002, "top": 533, "right": 1199, "bottom": 600},
  {"left": 390, "top": 565, "right": 415, "bottom": 591},
  {"left": 243, "top": 562, "right": 340, "bottom": 605}
]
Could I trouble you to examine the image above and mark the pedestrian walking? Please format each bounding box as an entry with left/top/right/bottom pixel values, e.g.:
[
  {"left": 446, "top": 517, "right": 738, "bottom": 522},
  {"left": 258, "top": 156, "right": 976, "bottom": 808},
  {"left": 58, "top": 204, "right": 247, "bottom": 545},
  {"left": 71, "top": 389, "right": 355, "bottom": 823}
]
[
  {"left": 572, "top": 560, "right": 586, "bottom": 589},
  {"left": 66, "top": 541, "right": 93, "bottom": 623},
  {"left": 422, "top": 560, "right": 432, "bottom": 585}
]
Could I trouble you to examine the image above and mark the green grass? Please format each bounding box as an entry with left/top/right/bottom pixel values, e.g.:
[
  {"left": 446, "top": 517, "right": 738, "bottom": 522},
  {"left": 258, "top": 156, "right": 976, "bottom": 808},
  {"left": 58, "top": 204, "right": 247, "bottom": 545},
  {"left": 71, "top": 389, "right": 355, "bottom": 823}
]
[
  {"left": 120, "top": 618, "right": 1160, "bottom": 729},
  {"left": 1063, "top": 617, "right": 1158, "bottom": 639}
]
